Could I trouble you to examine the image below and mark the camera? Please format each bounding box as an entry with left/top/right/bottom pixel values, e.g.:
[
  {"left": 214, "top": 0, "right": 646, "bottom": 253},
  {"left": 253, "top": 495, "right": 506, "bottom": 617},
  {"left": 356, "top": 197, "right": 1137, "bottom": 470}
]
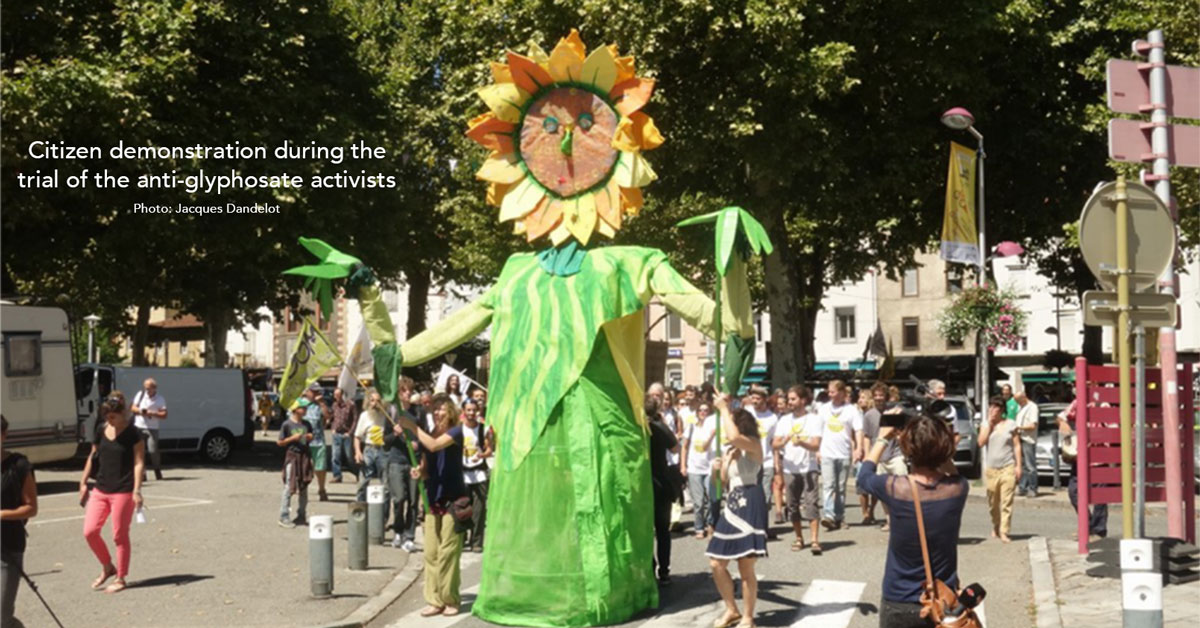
[{"left": 878, "top": 376, "right": 956, "bottom": 429}]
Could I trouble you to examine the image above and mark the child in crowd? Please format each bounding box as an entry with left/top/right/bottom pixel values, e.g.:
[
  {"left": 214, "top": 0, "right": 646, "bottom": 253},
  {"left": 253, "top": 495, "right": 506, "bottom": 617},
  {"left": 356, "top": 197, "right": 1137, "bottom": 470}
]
[{"left": 278, "top": 405, "right": 315, "bottom": 528}]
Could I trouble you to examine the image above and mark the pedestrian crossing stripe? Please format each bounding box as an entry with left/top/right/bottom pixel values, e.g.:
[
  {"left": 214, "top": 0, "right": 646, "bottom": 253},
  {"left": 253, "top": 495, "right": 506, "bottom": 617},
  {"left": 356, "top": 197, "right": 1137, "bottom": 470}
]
[{"left": 790, "top": 579, "right": 865, "bottom": 627}]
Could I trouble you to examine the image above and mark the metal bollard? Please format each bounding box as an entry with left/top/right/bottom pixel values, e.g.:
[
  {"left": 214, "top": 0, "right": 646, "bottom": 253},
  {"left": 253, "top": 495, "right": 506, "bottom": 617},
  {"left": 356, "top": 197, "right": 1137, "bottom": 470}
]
[
  {"left": 309, "top": 515, "right": 334, "bottom": 598},
  {"left": 1120, "top": 538, "right": 1162, "bottom": 628},
  {"left": 347, "top": 501, "right": 368, "bottom": 570},
  {"left": 367, "top": 483, "right": 386, "bottom": 545}
]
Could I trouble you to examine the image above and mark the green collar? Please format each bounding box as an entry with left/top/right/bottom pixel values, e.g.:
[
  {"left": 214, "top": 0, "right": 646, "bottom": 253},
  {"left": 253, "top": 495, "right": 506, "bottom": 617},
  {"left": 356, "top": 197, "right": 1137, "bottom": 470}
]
[{"left": 537, "top": 241, "right": 587, "bottom": 277}]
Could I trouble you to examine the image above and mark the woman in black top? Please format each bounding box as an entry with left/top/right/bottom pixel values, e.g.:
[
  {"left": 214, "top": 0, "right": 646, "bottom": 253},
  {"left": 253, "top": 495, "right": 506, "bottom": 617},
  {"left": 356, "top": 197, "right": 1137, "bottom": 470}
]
[
  {"left": 79, "top": 393, "right": 145, "bottom": 593},
  {"left": 2, "top": 415, "right": 39, "bottom": 627}
]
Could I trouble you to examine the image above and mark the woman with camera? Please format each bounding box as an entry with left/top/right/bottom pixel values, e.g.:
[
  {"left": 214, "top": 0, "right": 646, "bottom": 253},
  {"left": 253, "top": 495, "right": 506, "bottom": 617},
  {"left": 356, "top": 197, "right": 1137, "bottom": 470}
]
[
  {"left": 79, "top": 392, "right": 145, "bottom": 594},
  {"left": 857, "top": 412, "right": 969, "bottom": 628},
  {"left": 705, "top": 393, "right": 767, "bottom": 628}
]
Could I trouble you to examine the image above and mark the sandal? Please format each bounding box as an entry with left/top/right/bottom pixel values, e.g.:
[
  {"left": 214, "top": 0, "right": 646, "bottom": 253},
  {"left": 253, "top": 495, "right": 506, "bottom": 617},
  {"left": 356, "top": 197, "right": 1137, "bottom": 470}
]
[
  {"left": 104, "top": 579, "right": 127, "bottom": 594},
  {"left": 712, "top": 611, "right": 742, "bottom": 628},
  {"left": 791, "top": 539, "right": 806, "bottom": 551},
  {"left": 810, "top": 543, "right": 823, "bottom": 556},
  {"left": 419, "top": 606, "right": 445, "bottom": 617},
  {"left": 92, "top": 564, "right": 117, "bottom": 590},
  {"left": 443, "top": 607, "right": 460, "bottom": 617}
]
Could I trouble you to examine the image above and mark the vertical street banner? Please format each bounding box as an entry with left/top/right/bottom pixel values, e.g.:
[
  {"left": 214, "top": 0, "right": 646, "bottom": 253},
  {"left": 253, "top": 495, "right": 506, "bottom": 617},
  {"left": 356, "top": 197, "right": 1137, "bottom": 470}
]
[
  {"left": 940, "top": 141, "right": 979, "bottom": 265},
  {"left": 278, "top": 317, "right": 342, "bottom": 408}
]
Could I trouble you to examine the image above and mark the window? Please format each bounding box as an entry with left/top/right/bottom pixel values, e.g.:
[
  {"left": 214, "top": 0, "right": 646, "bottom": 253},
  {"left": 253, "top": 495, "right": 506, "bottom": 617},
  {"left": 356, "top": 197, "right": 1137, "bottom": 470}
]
[
  {"left": 667, "top": 363, "right": 684, "bottom": 389},
  {"left": 946, "top": 267, "right": 964, "bottom": 294},
  {"left": 284, "top": 308, "right": 298, "bottom": 333},
  {"left": 834, "top": 307, "right": 856, "bottom": 342},
  {"left": 902, "top": 268, "right": 919, "bottom": 297},
  {"left": 666, "top": 313, "right": 682, "bottom": 343},
  {"left": 1019, "top": 336, "right": 1029, "bottom": 351},
  {"left": 3, "top": 333, "right": 42, "bottom": 376},
  {"left": 948, "top": 337, "right": 964, "bottom": 349},
  {"left": 902, "top": 317, "right": 919, "bottom": 350}
]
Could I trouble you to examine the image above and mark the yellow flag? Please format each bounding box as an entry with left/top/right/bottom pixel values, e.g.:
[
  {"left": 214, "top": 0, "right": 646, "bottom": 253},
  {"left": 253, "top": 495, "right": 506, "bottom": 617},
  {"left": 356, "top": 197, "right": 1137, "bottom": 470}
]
[
  {"left": 278, "top": 317, "right": 342, "bottom": 409},
  {"left": 940, "top": 142, "right": 978, "bottom": 265}
]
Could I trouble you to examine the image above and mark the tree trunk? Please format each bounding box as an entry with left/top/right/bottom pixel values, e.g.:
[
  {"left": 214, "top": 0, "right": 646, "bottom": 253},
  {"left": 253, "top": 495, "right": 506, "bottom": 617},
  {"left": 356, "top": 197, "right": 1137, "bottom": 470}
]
[
  {"left": 205, "top": 308, "right": 230, "bottom": 368},
  {"left": 132, "top": 304, "right": 151, "bottom": 366},
  {"left": 405, "top": 266, "right": 431, "bottom": 339},
  {"left": 761, "top": 211, "right": 810, "bottom": 389}
]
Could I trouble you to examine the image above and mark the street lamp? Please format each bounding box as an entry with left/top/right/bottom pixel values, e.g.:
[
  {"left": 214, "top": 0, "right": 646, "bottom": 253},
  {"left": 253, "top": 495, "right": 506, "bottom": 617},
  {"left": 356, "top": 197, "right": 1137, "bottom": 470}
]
[
  {"left": 84, "top": 314, "right": 101, "bottom": 363},
  {"left": 941, "top": 106, "right": 990, "bottom": 401}
]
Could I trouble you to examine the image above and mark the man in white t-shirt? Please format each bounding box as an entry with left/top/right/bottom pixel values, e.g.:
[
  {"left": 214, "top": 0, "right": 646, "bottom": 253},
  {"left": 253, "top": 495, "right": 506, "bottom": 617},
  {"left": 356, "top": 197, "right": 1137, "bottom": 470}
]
[
  {"left": 747, "top": 386, "right": 779, "bottom": 527},
  {"left": 773, "top": 385, "right": 825, "bottom": 553},
  {"left": 132, "top": 378, "right": 168, "bottom": 481},
  {"left": 1014, "top": 392, "right": 1040, "bottom": 497},
  {"left": 818, "top": 379, "right": 861, "bottom": 530},
  {"left": 680, "top": 402, "right": 717, "bottom": 538}
]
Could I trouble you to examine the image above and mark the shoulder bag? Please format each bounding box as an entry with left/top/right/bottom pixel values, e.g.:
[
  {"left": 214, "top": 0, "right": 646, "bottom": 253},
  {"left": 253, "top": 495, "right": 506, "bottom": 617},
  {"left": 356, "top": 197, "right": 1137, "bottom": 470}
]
[{"left": 911, "top": 476, "right": 984, "bottom": 628}]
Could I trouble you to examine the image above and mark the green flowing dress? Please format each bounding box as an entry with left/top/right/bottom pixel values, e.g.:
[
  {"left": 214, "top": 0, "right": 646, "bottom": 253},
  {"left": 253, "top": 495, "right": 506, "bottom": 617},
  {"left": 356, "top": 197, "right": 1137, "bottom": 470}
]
[{"left": 362, "top": 245, "right": 754, "bottom": 627}]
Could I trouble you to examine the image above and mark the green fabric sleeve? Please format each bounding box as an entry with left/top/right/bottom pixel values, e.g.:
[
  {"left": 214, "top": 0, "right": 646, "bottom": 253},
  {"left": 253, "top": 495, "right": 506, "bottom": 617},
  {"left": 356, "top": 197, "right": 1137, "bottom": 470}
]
[
  {"left": 650, "top": 259, "right": 754, "bottom": 340},
  {"left": 399, "top": 287, "right": 497, "bottom": 367},
  {"left": 357, "top": 284, "right": 397, "bottom": 346}
]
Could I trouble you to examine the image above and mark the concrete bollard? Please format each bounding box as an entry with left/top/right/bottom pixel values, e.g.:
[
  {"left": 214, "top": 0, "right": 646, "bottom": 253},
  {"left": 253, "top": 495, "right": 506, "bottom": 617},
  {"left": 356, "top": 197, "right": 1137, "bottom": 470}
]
[
  {"left": 1120, "top": 538, "right": 1162, "bottom": 628},
  {"left": 309, "top": 515, "right": 334, "bottom": 598},
  {"left": 347, "top": 501, "right": 368, "bottom": 570},
  {"left": 367, "top": 483, "right": 386, "bottom": 545}
]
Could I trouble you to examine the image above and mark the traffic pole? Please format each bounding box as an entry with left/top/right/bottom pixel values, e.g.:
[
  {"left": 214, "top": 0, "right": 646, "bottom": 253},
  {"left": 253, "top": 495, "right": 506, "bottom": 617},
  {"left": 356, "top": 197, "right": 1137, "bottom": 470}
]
[
  {"left": 309, "top": 515, "right": 334, "bottom": 597},
  {"left": 367, "top": 483, "right": 386, "bottom": 545},
  {"left": 1144, "top": 28, "right": 1184, "bottom": 541},
  {"left": 1134, "top": 325, "right": 1147, "bottom": 539},
  {"left": 1115, "top": 175, "right": 1134, "bottom": 539},
  {"left": 1121, "top": 538, "right": 1163, "bottom": 628},
  {"left": 347, "top": 501, "right": 368, "bottom": 570}
]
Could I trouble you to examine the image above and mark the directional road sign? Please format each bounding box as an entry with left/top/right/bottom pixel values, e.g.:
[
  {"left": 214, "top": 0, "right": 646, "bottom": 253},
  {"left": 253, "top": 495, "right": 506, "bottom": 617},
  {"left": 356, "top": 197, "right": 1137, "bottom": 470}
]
[
  {"left": 1109, "top": 118, "right": 1200, "bottom": 168},
  {"left": 1107, "top": 59, "right": 1200, "bottom": 119}
]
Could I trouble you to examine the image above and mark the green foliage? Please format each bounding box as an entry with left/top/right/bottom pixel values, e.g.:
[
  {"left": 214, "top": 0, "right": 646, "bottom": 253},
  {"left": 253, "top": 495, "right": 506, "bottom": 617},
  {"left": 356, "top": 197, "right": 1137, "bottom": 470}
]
[{"left": 937, "top": 285, "right": 1028, "bottom": 351}]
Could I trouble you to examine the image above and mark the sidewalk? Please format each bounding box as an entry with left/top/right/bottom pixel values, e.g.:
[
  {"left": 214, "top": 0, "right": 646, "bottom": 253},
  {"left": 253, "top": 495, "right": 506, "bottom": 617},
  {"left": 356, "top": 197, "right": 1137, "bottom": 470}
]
[{"left": 1044, "top": 538, "right": 1200, "bottom": 627}]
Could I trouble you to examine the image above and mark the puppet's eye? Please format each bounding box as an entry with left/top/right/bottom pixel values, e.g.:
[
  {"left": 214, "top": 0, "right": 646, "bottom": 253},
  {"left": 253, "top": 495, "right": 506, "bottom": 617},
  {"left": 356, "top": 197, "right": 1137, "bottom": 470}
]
[
  {"left": 543, "top": 116, "right": 559, "bottom": 133},
  {"left": 577, "top": 112, "right": 594, "bottom": 131}
]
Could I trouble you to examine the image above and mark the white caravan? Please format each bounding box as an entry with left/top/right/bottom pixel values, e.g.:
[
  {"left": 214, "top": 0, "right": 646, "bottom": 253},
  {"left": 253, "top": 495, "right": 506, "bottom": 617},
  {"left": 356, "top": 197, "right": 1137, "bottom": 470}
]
[{"left": 0, "top": 303, "right": 82, "bottom": 464}]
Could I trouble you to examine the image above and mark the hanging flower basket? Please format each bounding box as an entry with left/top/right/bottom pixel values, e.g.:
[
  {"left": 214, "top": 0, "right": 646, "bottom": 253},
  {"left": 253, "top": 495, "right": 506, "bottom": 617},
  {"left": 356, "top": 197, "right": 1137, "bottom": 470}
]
[{"left": 937, "top": 285, "right": 1028, "bottom": 351}]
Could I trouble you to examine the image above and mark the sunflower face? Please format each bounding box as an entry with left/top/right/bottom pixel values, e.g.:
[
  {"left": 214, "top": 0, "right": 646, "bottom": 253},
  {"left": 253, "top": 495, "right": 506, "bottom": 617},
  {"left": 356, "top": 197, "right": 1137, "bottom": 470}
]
[{"left": 467, "top": 30, "right": 664, "bottom": 246}]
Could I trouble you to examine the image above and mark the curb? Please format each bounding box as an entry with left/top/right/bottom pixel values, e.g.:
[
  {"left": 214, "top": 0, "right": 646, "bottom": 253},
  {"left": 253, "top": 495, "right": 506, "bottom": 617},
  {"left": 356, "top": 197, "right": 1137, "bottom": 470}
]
[
  {"left": 318, "top": 557, "right": 424, "bottom": 628},
  {"left": 1028, "top": 536, "right": 1063, "bottom": 628}
]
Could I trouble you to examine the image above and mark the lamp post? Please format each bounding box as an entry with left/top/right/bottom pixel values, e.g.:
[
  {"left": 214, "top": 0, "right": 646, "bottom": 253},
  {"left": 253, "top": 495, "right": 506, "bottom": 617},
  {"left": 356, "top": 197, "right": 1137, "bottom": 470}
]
[
  {"left": 83, "top": 314, "right": 101, "bottom": 363},
  {"left": 941, "top": 106, "right": 989, "bottom": 402}
]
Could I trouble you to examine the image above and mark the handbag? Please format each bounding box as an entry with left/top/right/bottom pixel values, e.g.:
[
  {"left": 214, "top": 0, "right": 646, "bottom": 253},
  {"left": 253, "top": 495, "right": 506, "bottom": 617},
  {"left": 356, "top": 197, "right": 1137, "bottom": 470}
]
[
  {"left": 911, "top": 476, "right": 984, "bottom": 628},
  {"left": 447, "top": 496, "right": 473, "bottom": 533}
]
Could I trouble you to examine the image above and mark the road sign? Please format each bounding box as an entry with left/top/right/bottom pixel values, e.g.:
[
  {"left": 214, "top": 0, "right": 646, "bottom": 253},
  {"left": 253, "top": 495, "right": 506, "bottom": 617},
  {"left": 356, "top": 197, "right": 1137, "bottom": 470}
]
[
  {"left": 1082, "top": 290, "right": 1178, "bottom": 327},
  {"left": 1109, "top": 118, "right": 1200, "bottom": 167},
  {"left": 1079, "top": 180, "right": 1175, "bottom": 293},
  {"left": 1107, "top": 59, "right": 1200, "bottom": 119}
]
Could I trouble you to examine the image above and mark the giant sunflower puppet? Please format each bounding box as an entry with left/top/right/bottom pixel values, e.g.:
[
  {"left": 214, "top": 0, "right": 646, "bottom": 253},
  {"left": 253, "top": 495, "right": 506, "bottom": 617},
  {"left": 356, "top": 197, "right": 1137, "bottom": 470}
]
[{"left": 286, "top": 30, "right": 770, "bottom": 627}]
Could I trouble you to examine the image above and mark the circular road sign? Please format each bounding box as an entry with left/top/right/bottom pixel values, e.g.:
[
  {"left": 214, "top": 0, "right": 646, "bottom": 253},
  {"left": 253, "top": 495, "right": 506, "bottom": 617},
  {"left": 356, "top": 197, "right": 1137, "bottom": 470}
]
[{"left": 1079, "top": 180, "right": 1175, "bottom": 293}]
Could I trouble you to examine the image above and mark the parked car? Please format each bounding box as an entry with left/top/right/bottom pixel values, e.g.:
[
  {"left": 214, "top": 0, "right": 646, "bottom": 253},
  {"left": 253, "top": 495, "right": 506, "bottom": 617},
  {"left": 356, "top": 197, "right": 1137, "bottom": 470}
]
[
  {"left": 1036, "top": 402, "right": 1072, "bottom": 479},
  {"left": 945, "top": 396, "right": 980, "bottom": 478},
  {"left": 76, "top": 364, "right": 253, "bottom": 462}
]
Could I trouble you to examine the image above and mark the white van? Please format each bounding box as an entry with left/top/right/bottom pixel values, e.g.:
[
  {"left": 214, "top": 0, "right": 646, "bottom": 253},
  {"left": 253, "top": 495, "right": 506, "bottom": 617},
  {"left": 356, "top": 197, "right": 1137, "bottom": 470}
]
[
  {"left": 76, "top": 364, "right": 253, "bottom": 462},
  {"left": 0, "top": 303, "right": 82, "bottom": 464}
]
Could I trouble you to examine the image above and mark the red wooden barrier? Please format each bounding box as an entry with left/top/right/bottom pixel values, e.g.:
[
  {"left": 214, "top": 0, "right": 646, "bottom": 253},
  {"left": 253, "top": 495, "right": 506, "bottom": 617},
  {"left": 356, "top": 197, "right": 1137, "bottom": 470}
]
[{"left": 1074, "top": 357, "right": 1195, "bottom": 554}]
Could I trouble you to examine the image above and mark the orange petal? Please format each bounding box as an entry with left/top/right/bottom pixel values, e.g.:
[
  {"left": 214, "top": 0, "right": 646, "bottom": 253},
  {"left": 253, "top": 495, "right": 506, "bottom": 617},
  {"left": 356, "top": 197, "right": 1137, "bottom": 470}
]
[
  {"left": 561, "top": 29, "right": 587, "bottom": 61},
  {"left": 490, "top": 62, "right": 512, "bottom": 84},
  {"left": 524, "top": 198, "right": 563, "bottom": 241},
  {"left": 630, "top": 112, "right": 664, "bottom": 150},
  {"left": 466, "top": 113, "right": 516, "bottom": 152},
  {"left": 610, "top": 78, "right": 655, "bottom": 116},
  {"left": 619, "top": 186, "right": 643, "bottom": 216},
  {"left": 548, "top": 30, "right": 586, "bottom": 82},
  {"left": 506, "top": 51, "right": 554, "bottom": 95},
  {"left": 613, "top": 52, "right": 636, "bottom": 84}
]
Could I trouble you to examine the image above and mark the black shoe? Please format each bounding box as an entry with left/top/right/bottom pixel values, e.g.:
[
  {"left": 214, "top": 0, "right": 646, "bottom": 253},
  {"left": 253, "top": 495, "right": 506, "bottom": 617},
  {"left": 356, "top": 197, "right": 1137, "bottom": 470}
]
[
  {"left": 293, "top": 517, "right": 308, "bottom": 526},
  {"left": 154, "top": 471, "right": 163, "bottom": 481},
  {"left": 657, "top": 574, "right": 672, "bottom": 586}
]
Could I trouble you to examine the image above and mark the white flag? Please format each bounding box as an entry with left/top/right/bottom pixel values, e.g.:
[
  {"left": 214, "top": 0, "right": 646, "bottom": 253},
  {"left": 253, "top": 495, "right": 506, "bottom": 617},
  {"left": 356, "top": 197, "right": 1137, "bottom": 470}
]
[
  {"left": 337, "top": 364, "right": 359, "bottom": 399},
  {"left": 346, "top": 324, "right": 373, "bottom": 374},
  {"left": 434, "top": 363, "right": 486, "bottom": 397}
]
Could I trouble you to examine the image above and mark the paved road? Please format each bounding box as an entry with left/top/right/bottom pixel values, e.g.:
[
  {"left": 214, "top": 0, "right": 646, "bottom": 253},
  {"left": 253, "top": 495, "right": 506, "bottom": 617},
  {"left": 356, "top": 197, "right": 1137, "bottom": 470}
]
[
  {"left": 370, "top": 479, "right": 1178, "bottom": 628},
  {"left": 11, "top": 435, "right": 413, "bottom": 628}
]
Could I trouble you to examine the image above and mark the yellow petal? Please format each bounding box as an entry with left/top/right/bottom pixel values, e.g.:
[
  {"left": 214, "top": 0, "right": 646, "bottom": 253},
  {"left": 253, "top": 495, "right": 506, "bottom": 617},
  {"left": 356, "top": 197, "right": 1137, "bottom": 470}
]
[
  {"left": 513, "top": 221, "right": 527, "bottom": 235},
  {"left": 487, "top": 181, "right": 514, "bottom": 207},
  {"left": 620, "top": 186, "right": 643, "bottom": 216},
  {"left": 549, "top": 223, "right": 572, "bottom": 246},
  {"left": 580, "top": 45, "right": 618, "bottom": 93},
  {"left": 490, "top": 62, "right": 512, "bottom": 84},
  {"left": 528, "top": 41, "right": 550, "bottom": 66},
  {"left": 548, "top": 31, "right": 585, "bottom": 83},
  {"left": 596, "top": 219, "right": 616, "bottom": 238},
  {"left": 614, "top": 54, "right": 636, "bottom": 83},
  {"left": 612, "top": 152, "right": 657, "bottom": 188},
  {"left": 633, "top": 112, "right": 664, "bottom": 150},
  {"left": 631, "top": 153, "right": 657, "bottom": 186},
  {"left": 475, "top": 154, "right": 524, "bottom": 184},
  {"left": 565, "top": 194, "right": 598, "bottom": 245},
  {"left": 561, "top": 29, "right": 587, "bottom": 59},
  {"left": 498, "top": 177, "right": 545, "bottom": 222},
  {"left": 477, "top": 83, "right": 530, "bottom": 124}
]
